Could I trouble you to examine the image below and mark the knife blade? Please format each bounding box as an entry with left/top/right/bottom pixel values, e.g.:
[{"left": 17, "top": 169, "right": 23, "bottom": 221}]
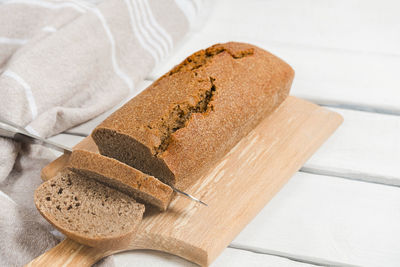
[
  {"left": 0, "top": 118, "right": 207, "bottom": 206},
  {"left": 0, "top": 118, "right": 72, "bottom": 154}
]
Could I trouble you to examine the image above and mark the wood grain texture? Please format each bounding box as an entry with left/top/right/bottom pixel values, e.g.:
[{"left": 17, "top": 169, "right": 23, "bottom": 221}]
[
  {"left": 25, "top": 239, "right": 111, "bottom": 267},
  {"left": 30, "top": 97, "right": 342, "bottom": 266}
]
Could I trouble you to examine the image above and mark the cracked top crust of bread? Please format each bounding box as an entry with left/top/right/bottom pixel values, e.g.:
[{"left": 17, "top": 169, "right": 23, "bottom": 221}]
[{"left": 92, "top": 42, "right": 294, "bottom": 189}]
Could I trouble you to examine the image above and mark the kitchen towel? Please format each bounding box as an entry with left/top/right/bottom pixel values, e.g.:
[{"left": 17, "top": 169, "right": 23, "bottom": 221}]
[{"left": 0, "top": 0, "right": 209, "bottom": 265}]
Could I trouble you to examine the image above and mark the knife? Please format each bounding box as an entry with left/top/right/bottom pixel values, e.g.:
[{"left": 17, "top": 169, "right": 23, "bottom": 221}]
[
  {"left": 0, "top": 118, "right": 72, "bottom": 153},
  {"left": 0, "top": 118, "right": 207, "bottom": 206}
]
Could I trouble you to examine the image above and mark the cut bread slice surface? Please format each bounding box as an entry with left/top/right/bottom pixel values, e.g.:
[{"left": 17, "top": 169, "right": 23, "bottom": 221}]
[
  {"left": 67, "top": 149, "right": 173, "bottom": 211},
  {"left": 34, "top": 170, "right": 145, "bottom": 249}
]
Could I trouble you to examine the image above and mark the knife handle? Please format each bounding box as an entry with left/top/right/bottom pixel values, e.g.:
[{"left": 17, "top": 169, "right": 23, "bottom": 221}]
[{"left": 25, "top": 238, "right": 109, "bottom": 267}]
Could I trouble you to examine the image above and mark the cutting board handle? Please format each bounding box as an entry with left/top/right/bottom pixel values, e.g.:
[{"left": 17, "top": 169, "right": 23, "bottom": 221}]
[{"left": 25, "top": 238, "right": 108, "bottom": 267}]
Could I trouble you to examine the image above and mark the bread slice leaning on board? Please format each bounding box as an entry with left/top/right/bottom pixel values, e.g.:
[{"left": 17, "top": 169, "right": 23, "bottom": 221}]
[
  {"left": 92, "top": 42, "right": 294, "bottom": 190},
  {"left": 67, "top": 150, "right": 173, "bottom": 211},
  {"left": 34, "top": 42, "right": 294, "bottom": 249}
]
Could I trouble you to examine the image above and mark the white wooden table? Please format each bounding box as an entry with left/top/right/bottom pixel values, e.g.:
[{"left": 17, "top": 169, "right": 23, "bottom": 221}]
[{"left": 49, "top": 0, "right": 400, "bottom": 266}]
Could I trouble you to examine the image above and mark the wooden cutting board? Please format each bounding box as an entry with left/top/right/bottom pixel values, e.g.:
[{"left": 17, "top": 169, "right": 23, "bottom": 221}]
[{"left": 27, "top": 96, "right": 343, "bottom": 267}]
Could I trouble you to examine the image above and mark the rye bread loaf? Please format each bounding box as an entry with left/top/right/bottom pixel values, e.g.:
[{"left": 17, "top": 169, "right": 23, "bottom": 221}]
[
  {"left": 67, "top": 150, "right": 173, "bottom": 211},
  {"left": 34, "top": 170, "right": 145, "bottom": 249},
  {"left": 92, "top": 42, "right": 294, "bottom": 190}
]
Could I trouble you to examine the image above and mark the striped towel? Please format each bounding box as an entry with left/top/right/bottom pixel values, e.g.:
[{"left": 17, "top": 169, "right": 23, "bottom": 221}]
[{"left": 0, "top": 0, "right": 209, "bottom": 266}]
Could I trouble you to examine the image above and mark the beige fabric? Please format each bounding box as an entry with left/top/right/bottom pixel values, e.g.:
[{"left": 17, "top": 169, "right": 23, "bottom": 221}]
[{"left": 0, "top": 0, "right": 208, "bottom": 265}]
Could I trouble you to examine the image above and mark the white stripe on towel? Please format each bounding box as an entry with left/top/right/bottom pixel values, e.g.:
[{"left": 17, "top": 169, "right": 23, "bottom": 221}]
[
  {"left": 174, "top": 0, "right": 197, "bottom": 27},
  {"left": 69, "top": 0, "right": 134, "bottom": 92},
  {"left": 137, "top": 0, "right": 168, "bottom": 56},
  {"left": 3, "top": 70, "right": 38, "bottom": 119},
  {"left": 3, "top": 0, "right": 86, "bottom": 13},
  {"left": 124, "top": 0, "right": 159, "bottom": 62},
  {"left": 141, "top": 0, "right": 173, "bottom": 51},
  {"left": 130, "top": 0, "right": 164, "bottom": 61},
  {"left": 0, "top": 36, "right": 28, "bottom": 45}
]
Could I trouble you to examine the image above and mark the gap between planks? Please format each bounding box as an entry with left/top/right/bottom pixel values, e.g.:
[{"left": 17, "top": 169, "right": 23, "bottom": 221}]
[
  {"left": 228, "top": 244, "right": 359, "bottom": 267},
  {"left": 311, "top": 101, "right": 400, "bottom": 117},
  {"left": 300, "top": 166, "right": 400, "bottom": 188}
]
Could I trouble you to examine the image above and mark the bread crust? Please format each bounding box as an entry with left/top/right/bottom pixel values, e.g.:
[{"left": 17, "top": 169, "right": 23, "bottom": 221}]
[{"left": 92, "top": 42, "right": 294, "bottom": 189}]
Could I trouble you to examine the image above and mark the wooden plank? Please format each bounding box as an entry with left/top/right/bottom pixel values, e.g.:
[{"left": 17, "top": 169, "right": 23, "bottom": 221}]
[
  {"left": 29, "top": 97, "right": 342, "bottom": 266},
  {"left": 148, "top": 0, "right": 400, "bottom": 111},
  {"left": 304, "top": 108, "right": 400, "bottom": 185},
  {"left": 113, "top": 247, "right": 313, "bottom": 267},
  {"left": 232, "top": 172, "right": 400, "bottom": 267},
  {"left": 149, "top": 34, "right": 400, "bottom": 112},
  {"left": 195, "top": 0, "right": 400, "bottom": 55}
]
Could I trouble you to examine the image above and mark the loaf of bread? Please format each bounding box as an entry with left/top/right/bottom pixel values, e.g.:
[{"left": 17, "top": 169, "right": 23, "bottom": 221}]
[
  {"left": 92, "top": 42, "right": 294, "bottom": 190},
  {"left": 34, "top": 171, "right": 145, "bottom": 249},
  {"left": 67, "top": 150, "right": 173, "bottom": 210}
]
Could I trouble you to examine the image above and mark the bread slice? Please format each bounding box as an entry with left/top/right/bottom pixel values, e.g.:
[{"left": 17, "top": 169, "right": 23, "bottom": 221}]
[
  {"left": 67, "top": 150, "right": 173, "bottom": 211},
  {"left": 34, "top": 170, "right": 145, "bottom": 249}
]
